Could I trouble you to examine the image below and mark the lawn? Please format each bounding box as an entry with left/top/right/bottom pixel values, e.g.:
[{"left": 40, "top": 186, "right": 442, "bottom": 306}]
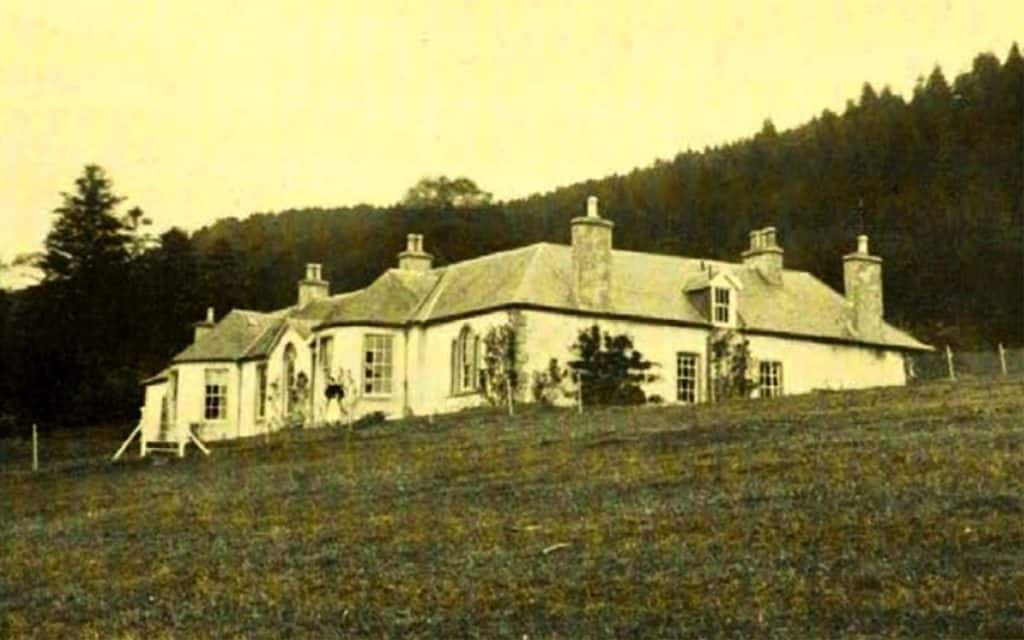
[{"left": 2, "top": 378, "right": 1023, "bottom": 638}]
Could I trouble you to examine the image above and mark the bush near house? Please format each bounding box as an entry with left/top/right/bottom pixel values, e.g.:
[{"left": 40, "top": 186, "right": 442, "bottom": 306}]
[
  {"left": 2, "top": 377, "right": 1024, "bottom": 638},
  {"left": 569, "top": 324, "right": 656, "bottom": 406}
]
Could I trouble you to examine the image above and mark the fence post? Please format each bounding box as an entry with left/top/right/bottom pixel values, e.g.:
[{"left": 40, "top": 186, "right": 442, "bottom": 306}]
[
  {"left": 32, "top": 424, "right": 39, "bottom": 472},
  {"left": 945, "top": 345, "right": 956, "bottom": 381},
  {"left": 998, "top": 342, "right": 1007, "bottom": 376}
]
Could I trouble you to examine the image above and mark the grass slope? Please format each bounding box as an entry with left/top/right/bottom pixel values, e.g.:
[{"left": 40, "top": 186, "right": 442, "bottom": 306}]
[{"left": 2, "top": 379, "right": 1023, "bottom": 638}]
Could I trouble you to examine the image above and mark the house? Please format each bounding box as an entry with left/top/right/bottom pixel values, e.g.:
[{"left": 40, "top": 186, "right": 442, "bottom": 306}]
[{"left": 135, "top": 196, "right": 930, "bottom": 450}]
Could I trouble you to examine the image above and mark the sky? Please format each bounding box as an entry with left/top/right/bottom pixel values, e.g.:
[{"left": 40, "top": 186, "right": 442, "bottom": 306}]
[{"left": 1, "top": 0, "right": 1021, "bottom": 281}]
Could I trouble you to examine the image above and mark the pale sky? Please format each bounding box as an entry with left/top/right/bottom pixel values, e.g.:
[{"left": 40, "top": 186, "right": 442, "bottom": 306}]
[{"left": 1, "top": 1, "right": 1021, "bottom": 271}]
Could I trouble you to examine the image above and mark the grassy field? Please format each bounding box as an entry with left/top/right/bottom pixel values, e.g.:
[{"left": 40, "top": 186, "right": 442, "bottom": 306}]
[{"left": 2, "top": 378, "right": 1023, "bottom": 638}]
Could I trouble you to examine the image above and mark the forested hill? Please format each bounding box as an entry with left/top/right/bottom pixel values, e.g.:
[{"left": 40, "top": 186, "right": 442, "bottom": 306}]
[{"left": 193, "top": 46, "right": 1023, "bottom": 349}]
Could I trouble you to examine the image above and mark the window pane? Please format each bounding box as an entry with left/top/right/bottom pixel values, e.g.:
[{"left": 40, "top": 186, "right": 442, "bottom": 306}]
[{"left": 677, "top": 352, "right": 699, "bottom": 403}]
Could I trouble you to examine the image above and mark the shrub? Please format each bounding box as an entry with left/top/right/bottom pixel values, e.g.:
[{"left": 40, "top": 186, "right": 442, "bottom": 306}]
[{"left": 569, "top": 324, "right": 657, "bottom": 406}]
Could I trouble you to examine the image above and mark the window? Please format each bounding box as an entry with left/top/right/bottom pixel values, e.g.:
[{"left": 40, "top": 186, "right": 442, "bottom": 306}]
[
  {"left": 255, "top": 363, "right": 267, "bottom": 420},
  {"left": 713, "top": 287, "right": 732, "bottom": 324},
  {"left": 363, "top": 334, "right": 394, "bottom": 395},
  {"left": 759, "top": 361, "right": 783, "bottom": 398},
  {"left": 204, "top": 369, "right": 228, "bottom": 420},
  {"left": 451, "top": 326, "right": 481, "bottom": 394},
  {"left": 676, "top": 352, "right": 699, "bottom": 403},
  {"left": 319, "top": 336, "right": 334, "bottom": 375}
]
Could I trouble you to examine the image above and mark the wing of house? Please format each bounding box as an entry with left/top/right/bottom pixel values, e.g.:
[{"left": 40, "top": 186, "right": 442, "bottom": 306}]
[{"left": 139, "top": 196, "right": 930, "bottom": 445}]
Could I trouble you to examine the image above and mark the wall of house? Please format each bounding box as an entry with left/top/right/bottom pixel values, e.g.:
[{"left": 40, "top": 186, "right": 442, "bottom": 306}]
[
  {"left": 745, "top": 333, "right": 906, "bottom": 394},
  {"left": 412, "top": 310, "right": 516, "bottom": 416},
  {"left": 141, "top": 382, "right": 166, "bottom": 443},
  {"left": 314, "top": 325, "right": 407, "bottom": 422},
  {"left": 522, "top": 310, "right": 711, "bottom": 404},
  {"left": 173, "top": 362, "right": 241, "bottom": 441},
  {"left": 265, "top": 327, "right": 314, "bottom": 429}
]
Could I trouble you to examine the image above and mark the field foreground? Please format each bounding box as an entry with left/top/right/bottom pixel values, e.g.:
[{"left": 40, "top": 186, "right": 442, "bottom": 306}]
[{"left": 2, "top": 378, "right": 1024, "bottom": 638}]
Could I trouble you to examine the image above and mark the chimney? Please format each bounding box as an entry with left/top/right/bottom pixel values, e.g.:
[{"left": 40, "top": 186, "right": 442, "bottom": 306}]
[
  {"left": 193, "top": 307, "right": 215, "bottom": 342},
  {"left": 398, "top": 234, "right": 433, "bottom": 272},
  {"left": 843, "top": 234, "right": 883, "bottom": 339},
  {"left": 742, "top": 226, "right": 784, "bottom": 284},
  {"left": 298, "top": 262, "right": 329, "bottom": 307},
  {"left": 571, "top": 195, "right": 614, "bottom": 309}
]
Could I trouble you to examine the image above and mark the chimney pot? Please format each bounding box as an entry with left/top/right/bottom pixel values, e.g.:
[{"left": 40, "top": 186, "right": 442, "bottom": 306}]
[
  {"left": 298, "top": 262, "right": 329, "bottom": 306},
  {"left": 763, "top": 227, "right": 777, "bottom": 247},
  {"left": 587, "top": 195, "right": 599, "bottom": 218},
  {"left": 857, "top": 234, "right": 869, "bottom": 254},
  {"left": 398, "top": 233, "right": 433, "bottom": 271},
  {"left": 206, "top": 307, "right": 214, "bottom": 323}
]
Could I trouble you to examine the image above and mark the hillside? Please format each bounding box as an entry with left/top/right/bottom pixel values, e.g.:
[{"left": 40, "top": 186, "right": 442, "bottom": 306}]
[{"left": 3, "top": 378, "right": 1023, "bottom": 637}]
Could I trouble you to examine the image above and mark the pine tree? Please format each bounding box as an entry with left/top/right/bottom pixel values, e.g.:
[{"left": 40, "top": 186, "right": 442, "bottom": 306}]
[{"left": 41, "top": 165, "right": 132, "bottom": 282}]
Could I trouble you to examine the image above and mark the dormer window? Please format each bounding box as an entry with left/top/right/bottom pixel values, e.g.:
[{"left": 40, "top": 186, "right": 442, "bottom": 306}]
[{"left": 713, "top": 287, "right": 732, "bottom": 325}]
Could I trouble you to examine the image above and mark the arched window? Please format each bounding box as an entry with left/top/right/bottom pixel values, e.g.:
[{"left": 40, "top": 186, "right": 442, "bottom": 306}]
[
  {"left": 283, "top": 343, "right": 297, "bottom": 412},
  {"left": 451, "top": 326, "right": 480, "bottom": 394}
]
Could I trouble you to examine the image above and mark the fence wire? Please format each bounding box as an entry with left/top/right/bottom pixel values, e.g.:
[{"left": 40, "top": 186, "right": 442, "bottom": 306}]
[{"left": 908, "top": 346, "right": 1024, "bottom": 381}]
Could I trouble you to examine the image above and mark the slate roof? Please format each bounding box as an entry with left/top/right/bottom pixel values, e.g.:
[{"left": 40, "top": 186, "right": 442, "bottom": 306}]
[{"left": 171, "top": 241, "right": 929, "bottom": 365}]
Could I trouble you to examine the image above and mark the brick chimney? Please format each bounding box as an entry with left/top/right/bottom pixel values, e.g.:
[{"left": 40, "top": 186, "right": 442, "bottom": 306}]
[
  {"left": 741, "top": 226, "right": 784, "bottom": 284},
  {"left": 298, "top": 263, "right": 329, "bottom": 306},
  {"left": 398, "top": 234, "right": 433, "bottom": 272},
  {"left": 571, "top": 195, "right": 613, "bottom": 309},
  {"left": 193, "top": 307, "right": 215, "bottom": 342},
  {"left": 843, "top": 234, "right": 883, "bottom": 339}
]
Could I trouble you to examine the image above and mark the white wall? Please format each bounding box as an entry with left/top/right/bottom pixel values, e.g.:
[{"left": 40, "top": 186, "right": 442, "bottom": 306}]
[
  {"left": 522, "top": 310, "right": 710, "bottom": 404},
  {"left": 745, "top": 333, "right": 906, "bottom": 394},
  {"left": 173, "top": 362, "right": 241, "bottom": 442},
  {"left": 412, "top": 310, "right": 514, "bottom": 416},
  {"left": 314, "top": 325, "right": 407, "bottom": 422},
  {"left": 141, "top": 382, "right": 166, "bottom": 442}
]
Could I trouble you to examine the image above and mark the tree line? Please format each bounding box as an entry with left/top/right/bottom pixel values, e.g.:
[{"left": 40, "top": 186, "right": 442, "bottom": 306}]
[{"left": 0, "top": 45, "right": 1020, "bottom": 429}]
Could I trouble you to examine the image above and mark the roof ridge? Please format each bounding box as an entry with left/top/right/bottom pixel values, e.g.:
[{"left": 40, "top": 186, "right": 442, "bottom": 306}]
[
  {"left": 240, "top": 317, "right": 285, "bottom": 359},
  {"left": 435, "top": 242, "right": 545, "bottom": 272},
  {"left": 511, "top": 244, "right": 550, "bottom": 302},
  {"left": 410, "top": 268, "right": 450, "bottom": 322}
]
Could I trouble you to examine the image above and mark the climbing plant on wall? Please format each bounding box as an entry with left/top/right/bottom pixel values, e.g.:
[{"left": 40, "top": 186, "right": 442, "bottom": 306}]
[
  {"left": 481, "top": 311, "right": 527, "bottom": 409},
  {"left": 709, "top": 327, "right": 758, "bottom": 400}
]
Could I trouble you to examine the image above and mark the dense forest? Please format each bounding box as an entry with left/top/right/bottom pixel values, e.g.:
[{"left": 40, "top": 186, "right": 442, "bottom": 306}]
[{"left": 0, "top": 45, "right": 1021, "bottom": 428}]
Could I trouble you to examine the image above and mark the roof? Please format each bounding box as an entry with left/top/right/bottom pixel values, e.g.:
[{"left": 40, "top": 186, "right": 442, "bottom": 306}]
[
  {"left": 170, "top": 241, "right": 930, "bottom": 365},
  {"left": 409, "top": 243, "right": 928, "bottom": 350}
]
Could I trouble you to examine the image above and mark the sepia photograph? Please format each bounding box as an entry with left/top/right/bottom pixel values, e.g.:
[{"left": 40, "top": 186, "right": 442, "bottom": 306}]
[{"left": 1, "top": 1, "right": 1023, "bottom": 637}]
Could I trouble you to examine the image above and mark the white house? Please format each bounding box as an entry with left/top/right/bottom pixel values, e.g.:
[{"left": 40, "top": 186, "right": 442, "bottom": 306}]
[{"left": 136, "top": 196, "right": 930, "bottom": 448}]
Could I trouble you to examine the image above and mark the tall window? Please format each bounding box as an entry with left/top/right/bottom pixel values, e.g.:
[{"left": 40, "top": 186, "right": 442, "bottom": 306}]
[
  {"left": 676, "top": 352, "right": 699, "bottom": 404},
  {"left": 283, "top": 343, "right": 297, "bottom": 412},
  {"left": 363, "top": 334, "right": 393, "bottom": 395},
  {"left": 759, "top": 361, "right": 783, "bottom": 398},
  {"left": 204, "top": 368, "right": 228, "bottom": 420},
  {"left": 255, "top": 363, "right": 267, "bottom": 420},
  {"left": 451, "top": 326, "right": 480, "bottom": 394},
  {"left": 319, "top": 336, "right": 334, "bottom": 376},
  {"left": 713, "top": 287, "right": 731, "bottom": 324}
]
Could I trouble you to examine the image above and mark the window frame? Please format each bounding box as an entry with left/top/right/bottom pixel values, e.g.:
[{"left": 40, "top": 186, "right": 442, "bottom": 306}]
[
  {"left": 712, "top": 286, "right": 732, "bottom": 325},
  {"left": 362, "top": 334, "right": 394, "bottom": 397},
  {"left": 255, "top": 363, "right": 268, "bottom": 420},
  {"left": 759, "top": 360, "right": 783, "bottom": 398},
  {"left": 676, "top": 352, "right": 700, "bottom": 404},
  {"left": 204, "top": 368, "right": 229, "bottom": 422},
  {"left": 319, "top": 336, "right": 334, "bottom": 376},
  {"left": 451, "top": 326, "right": 481, "bottom": 395}
]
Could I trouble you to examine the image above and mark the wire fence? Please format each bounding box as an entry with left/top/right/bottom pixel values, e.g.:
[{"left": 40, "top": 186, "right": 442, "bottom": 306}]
[{"left": 908, "top": 344, "right": 1024, "bottom": 382}]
